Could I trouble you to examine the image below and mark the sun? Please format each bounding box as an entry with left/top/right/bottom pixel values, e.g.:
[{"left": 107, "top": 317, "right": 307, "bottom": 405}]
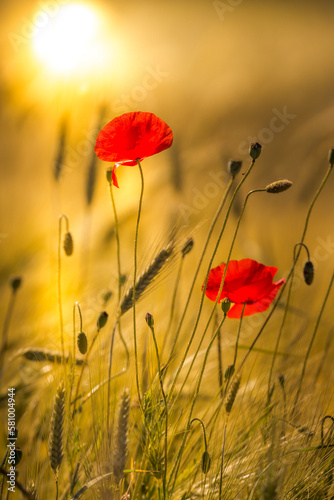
[{"left": 32, "top": 3, "right": 105, "bottom": 74}]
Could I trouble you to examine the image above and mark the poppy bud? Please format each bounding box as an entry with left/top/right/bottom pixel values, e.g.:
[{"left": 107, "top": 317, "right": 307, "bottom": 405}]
[
  {"left": 63, "top": 232, "right": 73, "bottom": 256},
  {"left": 221, "top": 298, "right": 231, "bottom": 315},
  {"left": 10, "top": 276, "right": 22, "bottom": 292},
  {"left": 328, "top": 148, "right": 334, "bottom": 166},
  {"left": 77, "top": 332, "right": 88, "bottom": 354},
  {"left": 249, "top": 142, "right": 262, "bottom": 160},
  {"left": 145, "top": 312, "right": 154, "bottom": 328},
  {"left": 97, "top": 311, "right": 108, "bottom": 329},
  {"left": 265, "top": 179, "right": 293, "bottom": 194},
  {"left": 201, "top": 450, "right": 211, "bottom": 474},
  {"left": 228, "top": 159, "right": 242, "bottom": 177},
  {"left": 181, "top": 237, "right": 194, "bottom": 257},
  {"left": 303, "top": 261, "right": 314, "bottom": 285}
]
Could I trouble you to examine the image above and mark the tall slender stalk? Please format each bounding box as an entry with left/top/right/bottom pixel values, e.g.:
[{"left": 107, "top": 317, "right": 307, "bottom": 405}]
[
  {"left": 293, "top": 270, "right": 334, "bottom": 413},
  {"left": 168, "top": 160, "right": 257, "bottom": 399},
  {"left": 235, "top": 160, "right": 333, "bottom": 379},
  {"left": 146, "top": 315, "right": 168, "bottom": 499},
  {"left": 168, "top": 314, "right": 226, "bottom": 493},
  {"left": 133, "top": 160, "right": 145, "bottom": 407},
  {"left": 58, "top": 214, "right": 71, "bottom": 375}
]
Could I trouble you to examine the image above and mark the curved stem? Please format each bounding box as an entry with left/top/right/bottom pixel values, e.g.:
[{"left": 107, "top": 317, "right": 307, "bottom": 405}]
[
  {"left": 133, "top": 160, "right": 145, "bottom": 407},
  {"left": 0, "top": 291, "right": 17, "bottom": 370}
]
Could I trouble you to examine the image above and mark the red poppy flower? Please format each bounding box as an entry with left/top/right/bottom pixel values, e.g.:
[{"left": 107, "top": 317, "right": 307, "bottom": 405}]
[
  {"left": 203, "top": 258, "right": 285, "bottom": 319},
  {"left": 95, "top": 111, "right": 173, "bottom": 187}
]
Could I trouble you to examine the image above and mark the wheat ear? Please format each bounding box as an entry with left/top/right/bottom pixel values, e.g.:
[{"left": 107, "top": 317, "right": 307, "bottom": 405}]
[
  {"left": 48, "top": 382, "right": 65, "bottom": 478},
  {"left": 113, "top": 389, "right": 131, "bottom": 484},
  {"left": 120, "top": 243, "right": 174, "bottom": 316}
]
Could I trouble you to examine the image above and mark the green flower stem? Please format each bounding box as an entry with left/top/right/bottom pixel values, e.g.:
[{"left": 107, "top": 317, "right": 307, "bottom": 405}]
[
  {"left": 168, "top": 161, "right": 256, "bottom": 399},
  {"left": 165, "top": 177, "right": 234, "bottom": 371},
  {"left": 293, "top": 270, "right": 334, "bottom": 413},
  {"left": 58, "top": 214, "right": 69, "bottom": 375},
  {"left": 168, "top": 314, "right": 226, "bottom": 493},
  {"left": 106, "top": 177, "right": 129, "bottom": 436},
  {"left": 172, "top": 186, "right": 263, "bottom": 401},
  {"left": 232, "top": 304, "right": 246, "bottom": 369},
  {"left": 147, "top": 321, "right": 168, "bottom": 500},
  {"left": 266, "top": 162, "right": 333, "bottom": 402},
  {"left": 216, "top": 312, "right": 224, "bottom": 400},
  {"left": 133, "top": 159, "right": 145, "bottom": 407},
  {"left": 161, "top": 254, "right": 184, "bottom": 359},
  {"left": 219, "top": 424, "right": 227, "bottom": 499}
]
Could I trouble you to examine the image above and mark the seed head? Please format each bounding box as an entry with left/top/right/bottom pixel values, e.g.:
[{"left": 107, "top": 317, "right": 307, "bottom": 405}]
[
  {"left": 265, "top": 179, "right": 293, "bottom": 194},
  {"left": 249, "top": 142, "right": 262, "bottom": 160},
  {"left": 228, "top": 159, "right": 242, "bottom": 177}
]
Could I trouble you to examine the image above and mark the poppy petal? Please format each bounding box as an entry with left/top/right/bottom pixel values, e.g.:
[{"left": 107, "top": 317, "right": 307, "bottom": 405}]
[
  {"left": 95, "top": 112, "right": 173, "bottom": 164},
  {"left": 112, "top": 164, "right": 119, "bottom": 188},
  {"left": 227, "top": 278, "right": 286, "bottom": 319}
]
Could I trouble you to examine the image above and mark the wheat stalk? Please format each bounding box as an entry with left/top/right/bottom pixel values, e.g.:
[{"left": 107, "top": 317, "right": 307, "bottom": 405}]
[
  {"left": 112, "top": 388, "right": 131, "bottom": 484},
  {"left": 120, "top": 243, "right": 174, "bottom": 316},
  {"left": 48, "top": 382, "right": 65, "bottom": 478}
]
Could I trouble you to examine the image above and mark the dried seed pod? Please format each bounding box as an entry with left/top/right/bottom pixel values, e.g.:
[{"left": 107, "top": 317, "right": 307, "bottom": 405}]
[
  {"left": 265, "top": 179, "right": 293, "bottom": 194},
  {"left": 63, "top": 232, "right": 73, "bottom": 256},
  {"left": 77, "top": 332, "right": 88, "bottom": 355},
  {"left": 224, "top": 364, "right": 235, "bottom": 383},
  {"left": 228, "top": 159, "right": 242, "bottom": 177},
  {"left": 303, "top": 261, "right": 314, "bottom": 285},
  {"left": 201, "top": 450, "right": 211, "bottom": 474},
  {"left": 249, "top": 142, "right": 262, "bottom": 160}
]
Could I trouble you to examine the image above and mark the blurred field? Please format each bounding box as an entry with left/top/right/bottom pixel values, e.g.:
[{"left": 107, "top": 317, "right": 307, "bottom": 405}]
[{"left": 0, "top": 1, "right": 334, "bottom": 498}]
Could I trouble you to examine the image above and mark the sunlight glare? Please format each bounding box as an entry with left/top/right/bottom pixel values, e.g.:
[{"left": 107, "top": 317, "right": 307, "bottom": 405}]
[{"left": 33, "top": 3, "right": 105, "bottom": 74}]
